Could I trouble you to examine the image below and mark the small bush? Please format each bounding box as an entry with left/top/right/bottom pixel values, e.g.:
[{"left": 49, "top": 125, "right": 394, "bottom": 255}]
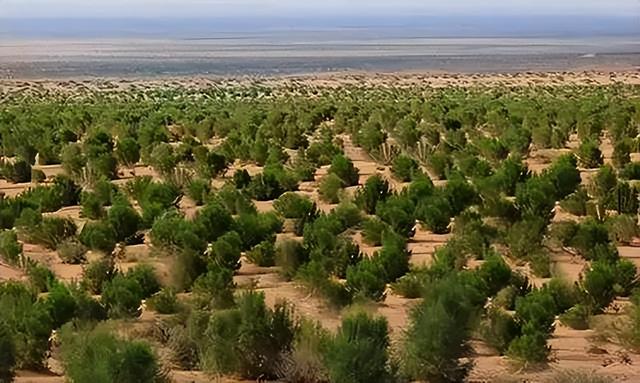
[
  {"left": 324, "top": 312, "right": 393, "bottom": 383},
  {"left": 125, "top": 264, "right": 161, "bottom": 298},
  {"left": 107, "top": 197, "right": 141, "bottom": 243},
  {"left": 392, "top": 154, "right": 420, "bottom": 182},
  {"left": 274, "top": 192, "right": 314, "bottom": 219},
  {"left": 319, "top": 173, "right": 343, "bottom": 204},
  {"left": 80, "top": 191, "right": 105, "bottom": 219},
  {"left": 82, "top": 257, "right": 116, "bottom": 294},
  {"left": 185, "top": 179, "right": 210, "bottom": 206},
  {"left": 0, "top": 320, "right": 16, "bottom": 383},
  {"left": 560, "top": 188, "right": 589, "bottom": 216},
  {"left": 233, "top": 169, "right": 252, "bottom": 189},
  {"left": 559, "top": 304, "right": 591, "bottom": 330},
  {"left": 79, "top": 221, "right": 117, "bottom": 254},
  {"left": 207, "top": 231, "right": 243, "bottom": 270},
  {"left": 332, "top": 201, "right": 362, "bottom": 229},
  {"left": 101, "top": 274, "right": 144, "bottom": 318},
  {"left": 581, "top": 260, "right": 617, "bottom": 312},
  {"left": 0, "top": 230, "right": 22, "bottom": 265},
  {"left": 60, "top": 325, "right": 167, "bottom": 383},
  {"left": 329, "top": 154, "right": 359, "bottom": 187},
  {"left": 26, "top": 263, "right": 56, "bottom": 293},
  {"left": 276, "top": 239, "right": 307, "bottom": 280},
  {"left": 346, "top": 259, "right": 387, "bottom": 302},
  {"left": 25, "top": 217, "right": 77, "bottom": 250},
  {"left": 278, "top": 318, "right": 330, "bottom": 383},
  {"left": 391, "top": 270, "right": 427, "bottom": 299},
  {"left": 245, "top": 238, "right": 276, "bottom": 267},
  {"left": 478, "top": 307, "right": 520, "bottom": 355},
  {"left": 57, "top": 239, "right": 87, "bottom": 264},
  {"left": 577, "top": 139, "right": 603, "bottom": 169},
  {"left": 192, "top": 265, "right": 236, "bottom": 310},
  {"left": 147, "top": 288, "right": 179, "bottom": 314},
  {"left": 354, "top": 174, "right": 391, "bottom": 214},
  {"left": 506, "top": 330, "right": 551, "bottom": 366},
  {"left": 361, "top": 217, "right": 388, "bottom": 246}
]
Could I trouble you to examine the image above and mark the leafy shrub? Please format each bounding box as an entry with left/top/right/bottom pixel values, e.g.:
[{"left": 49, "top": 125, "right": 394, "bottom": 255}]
[
  {"left": 80, "top": 191, "right": 105, "bottom": 219},
  {"left": 192, "top": 200, "right": 234, "bottom": 243},
  {"left": 101, "top": 274, "right": 144, "bottom": 318},
  {"left": 581, "top": 260, "right": 618, "bottom": 312},
  {"left": 192, "top": 265, "right": 236, "bottom": 310},
  {"left": 570, "top": 218, "right": 611, "bottom": 258},
  {"left": 346, "top": 259, "right": 387, "bottom": 302},
  {"left": 613, "top": 259, "right": 638, "bottom": 297},
  {"left": 530, "top": 250, "right": 551, "bottom": 278},
  {"left": 107, "top": 197, "right": 141, "bottom": 243},
  {"left": 199, "top": 291, "right": 296, "bottom": 380},
  {"left": 0, "top": 230, "right": 22, "bottom": 265},
  {"left": 82, "top": 257, "right": 116, "bottom": 294},
  {"left": 185, "top": 178, "right": 210, "bottom": 206},
  {"left": 276, "top": 239, "right": 307, "bottom": 280},
  {"left": 0, "top": 320, "right": 16, "bottom": 383},
  {"left": 392, "top": 154, "right": 419, "bottom": 182},
  {"left": 375, "top": 195, "right": 415, "bottom": 237},
  {"left": 147, "top": 288, "right": 179, "bottom": 314},
  {"left": 416, "top": 195, "right": 452, "bottom": 234},
  {"left": 247, "top": 171, "right": 285, "bottom": 201},
  {"left": 207, "top": 231, "right": 242, "bottom": 270},
  {"left": 1, "top": 158, "right": 31, "bottom": 183},
  {"left": 391, "top": 270, "right": 427, "bottom": 299},
  {"left": 401, "top": 275, "right": 481, "bottom": 382},
  {"left": 319, "top": 173, "right": 343, "bottom": 204},
  {"left": 332, "top": 201, "right": 362, "bottom": 229},
  {"left": 577, "top": 139, "right": 603, "bottom": 169},
  {"left": 60, "top": 325, "right": 167, "bottom": 383},
  {"left": 79, "top": 220, "right": 117, "bottom": 253},
  {"left": 329, "top": 154, "right": 359, "bottom": 187},
  {"left": 324, "top": 312, "right": 393, "bottom": 383},
  {"left": 274, "top": 192, "right": 315, "bottom": 219},
  {"left": 31, "top": 169, "right": 46, "bottom": 183},
  {"left": 478, "top": 307, "right": 520, "bottom": 355},
  {"left": 475, "top": 254, "right": 512, "bottom": 297},
  {"left": 115, "top": 136, "right": 141, "bottom": 169},
  {"left": 354, "top": 174, "right": 391, "bottom": 214},
  {"left": 125, "top": 264, "right": 161, "bottom": 298},
  {"left": 560, "top": 188, "right": 589, "bottom": 216},
  {"left": 57, "top": 239, "right": 87, "bottom": 264},
  {"left": 620, "top": 162, "right": 640, "bottom": 180},
  {"left": 506, "top": 330, "right": 551, "bottom": 366},
  {"left": 26, "top": 263, "right": 57, "bottom": 293},
  {"left": 245, "top": 238, "right": 276, "bottom": 267},
  {"left": 361, "top": 217, "right": 388, "bottom": 246},
  {"left": 278, "top": 318, "right": 330, "bottom": 383},
  {"left": 233, "top": 169, "right": 252, "bottom": 189},
  {"left": 559, "top": 304, "right": 591, "bottom": 330},
  {"left": 543, "top": 154, "right": 582, "bottom": 200},
  {"left": 234, "top": 211, "right": 282, "bottom": 250}
]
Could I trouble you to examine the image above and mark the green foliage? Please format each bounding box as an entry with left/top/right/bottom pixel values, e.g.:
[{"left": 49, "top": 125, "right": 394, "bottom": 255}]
[
  {"left": 506, "top": 330, "right": 551, "bottom": 366},
  {"left": 0, "top": 320, "right": 16, "bottom": 383},
  {"left": 199, "top": 291, "right": 296, "bottom": 380},
  {"left": 274, "top": 192, "right": 315, "bottom": 219},
  {"left": 60, "top": 325, "right": 167, "bottom": 383},
  {"left": 325, "top": 312, "right": 393, "bottom": 383},
  {"left": 101, "top": 274, "right": 144, "bottom": 318},
  {"left": 375, "top": 194, "right": 415, "bottom": 237},
  {"left": 234, "top": 211, "right": 283, "bottom": 250},
  {"left": 0, "top": 230, "right": 22, "bottom": 265},
  {"left": 392, "top": 154, "right": 419, "bottom": 182},
  {"left": 115, "top": 136, "right": 141, "bottom": 168},
  {"left": 559, "top": 304, "right": 591, "bottom": 330},
  {"left": 401, "top": 275, "right": 481, "bottom": 382},
  {"left": 82, "top": 257, "right": 117, "bottom": 294},
  {"left": 354, "top": 174, "right": 391, "bottom": 214},
  {"left": 107, "top": 197, "right": 141, "bottom": 243},
  {"left": 79, "top": 220, "right": 117, "bottom": 253},
  {"left": 275, "top": 239, "right": 307, "bottom": 280},
  {"left": 185, "top": 178, "right": 210, "bottom": 206},
  {"left": 346, "top": 259, "right": 387, "bottom": 302},
  {"left": 207, "top": 231, "right": 243, "bottom": 270},
  {"left": 245, "top": 238, "right": 276, "bottom": 267},
  {"left": 329, "top": 154, "right": 359, "bottom": 187},
  {"left": 361, "top": 217, "right": 389, "bottom": 246},
  {"left": 543, "top": 154, "right": 582, "bottom": 200},
  {"left": 577, "top": 139, "right": 603, "bottom": 169},
  {"left": 478, "top": 307, "right": 520, "bottom": 355},
  {"left": 192, "top": 265, "right": 236, "bottom": 310},
  {"left": 319, "top": 173, "right": 344, "bottom": 204},
  {"left": 147, "top": 287, "right": 179, "bottom": 314}
]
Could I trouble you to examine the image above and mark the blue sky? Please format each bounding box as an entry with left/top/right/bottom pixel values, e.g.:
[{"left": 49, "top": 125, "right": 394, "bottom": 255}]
[{"left": 1, "top": 0, "right": 638, "bottom": 18}]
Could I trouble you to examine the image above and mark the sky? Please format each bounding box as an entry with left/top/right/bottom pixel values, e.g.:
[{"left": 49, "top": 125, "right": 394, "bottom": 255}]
[{"left": 1, "top": 0, "right": 638, "bottom": 18}]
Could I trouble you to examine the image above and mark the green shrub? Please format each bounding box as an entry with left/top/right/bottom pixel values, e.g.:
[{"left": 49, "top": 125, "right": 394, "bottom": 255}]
[
  {"left": 245, "top": 238, "right": 276, "bottom": 267},
  {"left": 506, "top": 330, "right": 551, "bottom": 366},
  {"left": 42, "top": 283, "right": 78, "bottom": 328},
  {"left": 620, "top": 162, "right": 640, "bottom": 180},
  {"left": 319, "top": 173, "right": 343, "bottom": 204},
  {"left": 560, "top": 188, "right": 589, "bottom": 216},
  {"left": 332, "top": 201, "right": 362, "bottom": 229},
  {"left": 234, "top": 211, "right": 282, "bottom": 250},
  {"left": 199, "top": 291, "right": 296, "bottom": 380},
  {"left": 26, "top": 263, "right": 57, "bottom": 293},
  {"left": 346, "top": 259, "right": 387, "bottom": 302},
  {"left": 416, "top": 195, "right": 452, "bottom": 234},
  {"left": 329, "top": 154, "right": 359, "bottom": 187},
  {"left": 115, "top": 136, "right": 141, "bottom": 169},
  {"left": 354, "top": 174, "right": 391, "bottom": 214},
  {"left": 278, "top": 318, "right": 330, "bottom": 383},
  {"left": 401, "top": 275, "right": 481, "bottom": 382},
  {"left": 570, "top": 218, "right": 611, "bottom": 259},
  {"left": 107, "top": 197, "right": 141, "bottom": 243},
  {"left": 21, "top": 216, "right": 77, "bottom": 250},
  {"left": 101, "top": 274, "right": 144, "bottom": 319},
  {"left": 375, "top": 195, "right": 415, "bottom": 237},
  {"left": 1, "top": 158, "right": 31, "bottom": 183},
  {"left": 125, "top": 264, "right": 161, "bottom": 298},
  {"left": 543, "top": 154, "right": 582, "bottom": 200},
  {"left": 613, "top": 259, "right": 638, "bottom": 297},
  {"left": 506, "top": 217, "right": 546, "bottom": 259},
  {"left": 185, "top": 179, "right": 210, "bottom": 206},
  {"left": 392, "top": 154, "right": 419, "bottom": 182},
  {"left": 273, "top": 192, "right": 314, "bottom": 219},
  {"left": 80, "top": 191, "right": 105, "bottom": 219},
  {"left": 478, "top": 307, "right": 520, "bottom": 355},
  {"left": 233, "top": 169, "right": 252, "bottom": 189},
  {"left": 79, "top": 220, "right": 117, "bottom": 253},
  {"left": 391, "top": 270, "right": 427, "bottom": 299},
  {"left": 475, "top": 254, "right": 512, "bottom": 297},
  {"left": 171, "top": 249, "right": 207, "bottom": 292},
  {"left": 0, "top": 282, "right": 53, "bottom": 369},
  {"left": 192, "top": 265, "right": 236, "bottom": 310},
  {"left": 207, "top": 231, "right": 243, "bottom": 270},
  {"left": 0, "top": 320, "right": 16, "bottom": 383},
  {"left": 31, "top": 169, "right": 46, "bottom": 183},
  {"left": 361, "top": 217, "right": 388, "bottom": 246},
  {"left": 577, "top": 139, "right": 603, "bottom": 169},
  {"left": 325, "top": 312, "right": 393, "bottom": 383},
  {"left": 494, "top": 285, "right": 519, "bottom": 310},
  {"left": 247, "top": 171, "right": 285, "bottom": 201},
  {"left": 530, "top": 250, "right": 551, "bottom": 278},
  {"left": 0, "top": 230, "right": 22, "bottom": 265},
  {"left": 60, "top": 325, "right": 167, "bottom": 383},
  {"left": 147, "top": 288, "right": 179, "bottom": 314},
  {"left": 193, "top": 200, "right": 234, "bottom": 243},
  {"left": 82, "top": 257, "right": 116, "bottom": 294},
  {"left": 57, "top": 239, "right": 87, "bottom": 264},
  {"left": 559, "top": 304, "right": 591, "bottom": 330},
  {"left": 581, "top": 260, "right": 617, "bottom": 312},
  {"left": 276, "top": 239, "right": 307, "bottom": 280}
]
